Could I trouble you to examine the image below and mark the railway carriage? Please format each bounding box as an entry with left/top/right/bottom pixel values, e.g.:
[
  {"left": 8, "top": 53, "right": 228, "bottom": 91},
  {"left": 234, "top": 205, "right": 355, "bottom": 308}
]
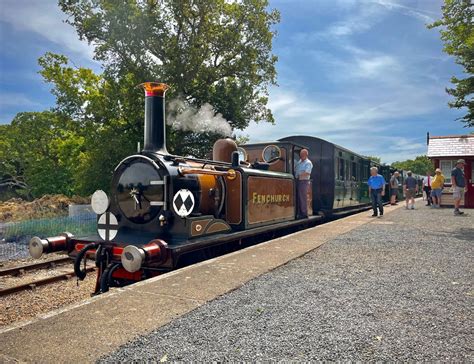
[{"left": 262, "top": 136, "right": 391, "bottom": 216}]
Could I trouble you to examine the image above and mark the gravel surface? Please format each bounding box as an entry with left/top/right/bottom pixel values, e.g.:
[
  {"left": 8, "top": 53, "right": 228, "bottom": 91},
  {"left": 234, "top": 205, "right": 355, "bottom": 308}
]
[
  {"left": 101, "top": 206, "right": 473, "bottom": 362},
  {"left": 0, "top": 254, "right": 97, "bottom": 329},
  {"left": 0, "top": 236, "right": 30, "bottom": 262},
  {"left": 0, "top": 274, "right": 96, "bottom": 328}
]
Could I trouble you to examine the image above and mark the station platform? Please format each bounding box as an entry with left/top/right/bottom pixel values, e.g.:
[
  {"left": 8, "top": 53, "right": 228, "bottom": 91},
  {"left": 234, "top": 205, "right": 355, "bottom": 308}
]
[{"left": 1, "top": 202, "right": 472, "bottom": 362}]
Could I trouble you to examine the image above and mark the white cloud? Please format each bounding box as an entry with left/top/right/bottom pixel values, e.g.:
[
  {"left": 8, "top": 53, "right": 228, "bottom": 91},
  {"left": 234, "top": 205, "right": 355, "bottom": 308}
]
[
  {"left": 355, "top": 55, "right": 398, "bottom": 78},
  {"left": 244, "top": 1, "right": 452, "bottom": 164},
  {"left": 373, "top": 0, "right": 436, "bottom": 23},
  {"left": 238, "top": 82, "right": 446, "bottom": 163},
  {"left": 324, "top": 3, "right": 383, "bottom": 38},
  {"left": 0, "top": 92, "right": 42, "bottom": 108},
  {"left": 0, "top": 92, "right": 49, "bottom": 123},
  {"left": 303, "top": 0, "right": 438, "bottom": 42},
  {"left": 0, "top": 0, "right": 95, "bottom": 60}
]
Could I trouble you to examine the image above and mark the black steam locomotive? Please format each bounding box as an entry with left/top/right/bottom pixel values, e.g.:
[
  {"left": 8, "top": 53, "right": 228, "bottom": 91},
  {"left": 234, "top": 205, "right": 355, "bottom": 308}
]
[{"left": 28, "top": 82, "right": 414, "bottom": 294}]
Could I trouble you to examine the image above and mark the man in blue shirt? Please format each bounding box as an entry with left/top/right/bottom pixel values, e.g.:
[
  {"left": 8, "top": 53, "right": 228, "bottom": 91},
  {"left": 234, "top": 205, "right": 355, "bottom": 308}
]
[
  {"left": 368, "top": 166, "right": 386, "bottom": 217},
  {"left": 295, "top": 149, "right": 313, "bottom": 218}
]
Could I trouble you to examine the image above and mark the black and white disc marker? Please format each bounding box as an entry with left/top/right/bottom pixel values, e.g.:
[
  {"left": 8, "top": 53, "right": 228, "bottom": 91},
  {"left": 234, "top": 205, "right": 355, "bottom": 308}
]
[
  {"left": 173, "top": 189, "right": 195, "bottom": 218},
  {"left": 97, "top": 212, "right": 118, "bottom": 241}
]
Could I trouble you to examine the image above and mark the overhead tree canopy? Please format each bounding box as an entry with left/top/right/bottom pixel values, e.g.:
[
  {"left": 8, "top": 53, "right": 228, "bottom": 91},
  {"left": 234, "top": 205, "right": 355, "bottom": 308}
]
[
  {"left": 2, "top": 1, "right": 280, "bottom": 199},
  {"left": 58, "top": 0, "right": 280, "bottom": 156},
  {"left": 429, "top": 0, "right": 474, "bottom": 127},
  {"left": 38, "top": 52, "right": 145, "bottom": 195}
]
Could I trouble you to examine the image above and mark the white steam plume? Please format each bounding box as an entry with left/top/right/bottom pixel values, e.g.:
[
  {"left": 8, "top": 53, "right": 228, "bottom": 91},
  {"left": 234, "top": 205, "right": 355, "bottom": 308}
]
[{"left": 167, "top": 98, "right": 232, "bottom": 136}]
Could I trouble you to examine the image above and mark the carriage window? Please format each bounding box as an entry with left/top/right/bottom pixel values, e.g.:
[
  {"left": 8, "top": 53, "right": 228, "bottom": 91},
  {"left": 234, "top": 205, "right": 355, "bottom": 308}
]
[
  {"left": 361, "top": 164, "right": 368, "bottom": 180},
  {"left": 339, "top": 158, "right": 345, "bottom": 180},
  {"left": 351, "top": 162, "right": 357, "bottom": 180}
]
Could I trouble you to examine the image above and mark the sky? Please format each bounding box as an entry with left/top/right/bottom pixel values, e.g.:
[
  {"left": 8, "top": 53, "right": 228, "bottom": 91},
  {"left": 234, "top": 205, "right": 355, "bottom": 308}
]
[{"left": 0, "top": 0, "right": 471, "bottom": 163}]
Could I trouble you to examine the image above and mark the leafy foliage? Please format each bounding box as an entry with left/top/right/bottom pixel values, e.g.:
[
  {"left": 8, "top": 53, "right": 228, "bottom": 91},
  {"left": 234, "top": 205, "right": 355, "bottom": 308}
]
[
  {"left": 2, "top": 1, "right": 279, "bottom": 199},
  {"left": 429, "top": 0, "right": 474, "bottom": 127},
  {"left": 1, "top": 112, "right": 82, "bottom": 198},
  {"left": 0, "top": 124, "right": 29, "bottom": 200},
  {"left": 58, "top": 0, "right": 280, "bottom": 152},
  {"left": 38, "top": 53, "right": 143, "bottom": 195},
  {"left": 391, "top": 155, "right": 434, "bottom": 175}
]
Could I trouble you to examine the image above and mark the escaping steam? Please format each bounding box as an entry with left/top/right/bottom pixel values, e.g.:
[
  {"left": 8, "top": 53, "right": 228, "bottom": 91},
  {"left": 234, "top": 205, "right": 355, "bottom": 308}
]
[{"left": 167, "top": 98, "right": 232, "bottom": 136}]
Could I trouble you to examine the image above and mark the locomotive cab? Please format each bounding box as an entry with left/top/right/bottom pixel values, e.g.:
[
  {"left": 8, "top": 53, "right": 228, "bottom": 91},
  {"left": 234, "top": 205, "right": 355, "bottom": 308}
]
[
  {"left": 239, "top": 141, "right": 308, "bottom": 174},
  {"left": 239, "top": 141, "right": 313, "bottom": 218}
]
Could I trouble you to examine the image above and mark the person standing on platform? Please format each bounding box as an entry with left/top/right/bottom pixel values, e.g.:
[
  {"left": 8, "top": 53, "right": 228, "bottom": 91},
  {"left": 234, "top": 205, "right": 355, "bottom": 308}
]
[
  {"left": 368, "top": 166, "right": 386, "bottom": 217},
  {"left": 404, "top": 171, "right": 418, "bottom": 209},
  {"left": 431, "top": 168, "right": 445, "bottom": 208},
  {"left": 390, "top": 171, "right": 400, "bottom": 205},
  {"left": 295, "top": 149, "right": 313, "bottom": 219},
  {"left": 423, "top": 171, "right": 433, "bottom": 206},
  {"left": 451, "top": 159, "right": 467, "bottom": 215}
]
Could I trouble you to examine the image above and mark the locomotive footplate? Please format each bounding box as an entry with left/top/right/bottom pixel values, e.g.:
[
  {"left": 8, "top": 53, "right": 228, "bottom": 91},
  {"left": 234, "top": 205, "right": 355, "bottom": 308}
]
[
  {"left": 29, "top": 214, "right": 323, "bottom": 295},
  {"left": 167, "top": 215, "right": 323, "bottom": 258}
]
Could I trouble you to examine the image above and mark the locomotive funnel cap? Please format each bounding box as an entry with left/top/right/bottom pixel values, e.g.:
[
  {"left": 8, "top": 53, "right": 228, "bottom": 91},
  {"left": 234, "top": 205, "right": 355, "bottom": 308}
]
[
  {"left": 140, "top": 82, "right": 170, "bottom": 154},
  {"left": 140, "top": 82, "right": 170, "bottom": 97}
]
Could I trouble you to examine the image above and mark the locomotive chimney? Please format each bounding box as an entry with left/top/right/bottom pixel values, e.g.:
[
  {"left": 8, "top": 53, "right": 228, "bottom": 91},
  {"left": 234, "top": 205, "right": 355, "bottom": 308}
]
[{"left": 141, "top": 82, "right": 170, "bottom": 153}]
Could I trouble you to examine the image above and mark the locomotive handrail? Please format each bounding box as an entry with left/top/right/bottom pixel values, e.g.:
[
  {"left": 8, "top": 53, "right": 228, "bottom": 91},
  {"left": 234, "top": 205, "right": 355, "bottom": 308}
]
[
  {"left": 114, "top": 154, "right": 162, "bottom": 172},
  {"left": 178, "top": 167, "right": 237, "bottom": 180}
]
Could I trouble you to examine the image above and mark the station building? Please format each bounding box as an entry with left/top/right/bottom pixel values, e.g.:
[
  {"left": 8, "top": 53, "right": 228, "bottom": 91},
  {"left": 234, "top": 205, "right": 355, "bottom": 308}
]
[{"left": 427, "top": 134, "right": 474, "bottom": 208}]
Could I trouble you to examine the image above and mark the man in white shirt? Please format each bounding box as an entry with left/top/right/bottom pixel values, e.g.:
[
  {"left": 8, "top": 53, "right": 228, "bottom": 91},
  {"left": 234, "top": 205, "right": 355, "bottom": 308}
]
[
  {"left": 422, "top": 171, "right": 432, "bottom": 206},
  {"left": 295, "top": 149, "right": 313, "bottom": 218}
]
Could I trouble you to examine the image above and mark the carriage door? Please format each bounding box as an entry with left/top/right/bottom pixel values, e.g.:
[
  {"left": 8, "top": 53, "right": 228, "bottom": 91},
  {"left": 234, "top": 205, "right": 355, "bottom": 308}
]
[
  {"left": 465, "top": 160, "right": 474, "bottom": 208},
  {"left": 293, "top": 147, "right": 313, "bottom": 216}
]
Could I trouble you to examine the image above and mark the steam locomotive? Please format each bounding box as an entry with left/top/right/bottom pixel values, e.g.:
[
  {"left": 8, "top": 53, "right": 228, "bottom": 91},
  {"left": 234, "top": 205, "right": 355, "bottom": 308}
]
[{"left": 28, "top": 82, "right": 419, "bottom": 294}]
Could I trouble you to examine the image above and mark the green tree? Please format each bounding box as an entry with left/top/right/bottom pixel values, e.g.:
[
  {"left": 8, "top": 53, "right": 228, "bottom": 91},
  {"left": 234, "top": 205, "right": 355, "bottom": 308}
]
[
  {"left": 58, "top": 0, "right": 280, "bottom": 155},
  {"left": 0, "top": 124, "right": 30, "bottom": 200},
  {"left": 391, "top": 155, "right": 434, "bottom": 175},
  {"left": 38, "top": 53, "right": 142, "bottom": 195},
  {"left": 3, "top": 1, "right": 280, "bottom": 199},
  {"left": 1, "top": 112, "right": 84, "bottom": 198},
  {"left": 429, "top": 0, "right": 474, "bottom": 127}
]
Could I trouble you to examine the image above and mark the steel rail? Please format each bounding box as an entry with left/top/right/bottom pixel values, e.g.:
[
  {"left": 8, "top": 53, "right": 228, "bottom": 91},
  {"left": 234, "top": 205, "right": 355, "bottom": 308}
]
[
  {"left": 0, "top": 257, "right": 72, "bottom": 277},
  {"left": 0, "top": 267, "right": 96, "bottom": 296}
]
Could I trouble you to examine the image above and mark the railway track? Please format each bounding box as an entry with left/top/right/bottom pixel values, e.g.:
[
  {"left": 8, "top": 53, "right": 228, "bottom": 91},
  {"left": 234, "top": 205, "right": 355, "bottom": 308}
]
[
  {"left": 0, "top": 257, "right": 95, "bottom": 297},
  {"left": 0, "top": 256, "right": 71, "bottom": 277}
]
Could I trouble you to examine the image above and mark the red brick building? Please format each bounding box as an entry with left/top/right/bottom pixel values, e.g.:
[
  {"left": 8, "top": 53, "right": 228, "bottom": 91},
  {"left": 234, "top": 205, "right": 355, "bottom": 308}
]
[{"left": 427, "top": 134, "right": 474, "bottom": 208}]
